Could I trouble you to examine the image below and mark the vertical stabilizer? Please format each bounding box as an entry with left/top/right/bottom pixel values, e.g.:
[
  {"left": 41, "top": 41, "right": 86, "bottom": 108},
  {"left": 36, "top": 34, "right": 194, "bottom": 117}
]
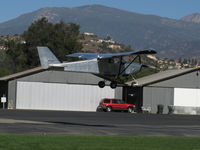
[{"left": 37, "top": 46, "right": 61, "bottom": 69}]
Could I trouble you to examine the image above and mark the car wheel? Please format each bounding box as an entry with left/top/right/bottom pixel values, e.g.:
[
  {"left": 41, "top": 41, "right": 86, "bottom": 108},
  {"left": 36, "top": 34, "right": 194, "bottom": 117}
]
[
  {"left": 96, "top": 106, "right": 103, "bottom": 112},
  {"left": 106, "top": 106, "right": 112, "bottom": 112},
  {"left": 128, "top": 107, "right": 133, "bottom": 113}
]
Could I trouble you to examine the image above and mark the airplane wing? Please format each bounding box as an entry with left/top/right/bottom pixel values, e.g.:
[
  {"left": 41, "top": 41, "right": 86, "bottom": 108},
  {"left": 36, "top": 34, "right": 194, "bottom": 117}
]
[
  {"left": 66, "top": 50, "right": 156, "bottom": 60},
  {"left": 66, "top": 53, "right": 100, "bottom": 60}
]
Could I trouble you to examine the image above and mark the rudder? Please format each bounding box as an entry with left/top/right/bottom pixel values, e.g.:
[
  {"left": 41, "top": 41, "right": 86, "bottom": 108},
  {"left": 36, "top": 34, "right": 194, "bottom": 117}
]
[{"left": 37, "top": 46, "right": 61, "bottom": 69}]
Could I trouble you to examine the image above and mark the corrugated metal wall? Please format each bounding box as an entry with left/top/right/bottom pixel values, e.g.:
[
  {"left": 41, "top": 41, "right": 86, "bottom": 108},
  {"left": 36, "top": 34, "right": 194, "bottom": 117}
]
[
  {"left": 7, "top": 80, "right": 16, "bottom": 109},
  {"left": 7, "top": 70, "right": 123, "bottom": 110},
  {"left": 16, "top": 81, "right": 115, "bottom": 111},
  {"left": 174, "top": 88, "right": 200, "bottom": 107},
  {"left": 142, "top": 71, "right": 200, "bottom": 114},
  {"left": 143, "top": 86, "right": 174, "bottom": 113}
]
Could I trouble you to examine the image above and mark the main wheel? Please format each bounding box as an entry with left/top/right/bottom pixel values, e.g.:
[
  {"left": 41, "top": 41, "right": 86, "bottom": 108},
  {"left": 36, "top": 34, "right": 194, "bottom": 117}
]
[
  {"left": 98, "top": 81, "right": 105, "bottom": 88},
  {"left": 128, "top": 107, "right": 133, "bottom": 113},
  {"left": 106, "top": 106, "right": 112, "bottom": 112},
  {"left": 110, "top": 81, "right": 117, "bottom": 89}
]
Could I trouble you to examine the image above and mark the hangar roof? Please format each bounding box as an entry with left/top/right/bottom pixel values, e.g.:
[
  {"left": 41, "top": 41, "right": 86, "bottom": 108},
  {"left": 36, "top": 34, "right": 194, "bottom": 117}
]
[
  {"left": 0, "top": 67, "right": 104, "bottom": 85},
  {"left": 0, "top": 67, "right": 43, "bottom": 81},
  {"left": 3, "top": 66, "right": 200, "bottom": 86},
  {"left": 126, "top": 67, "right": 200, "bottom": 87}
]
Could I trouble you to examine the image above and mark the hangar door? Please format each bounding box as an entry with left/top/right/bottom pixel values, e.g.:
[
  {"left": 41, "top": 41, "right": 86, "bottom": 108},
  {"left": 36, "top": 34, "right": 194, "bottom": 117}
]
[
  {"left": 174, "top": 88, "right": 200, "bottom": 107},
  {"left": 16, "top": 81, "right": 115, "bottom": 111}
]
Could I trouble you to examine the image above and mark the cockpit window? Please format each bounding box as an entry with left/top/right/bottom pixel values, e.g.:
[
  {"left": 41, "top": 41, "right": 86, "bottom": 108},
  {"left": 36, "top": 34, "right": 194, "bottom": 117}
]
[{"left": 108, "top": 58, "right": 114, "bottom": 63}]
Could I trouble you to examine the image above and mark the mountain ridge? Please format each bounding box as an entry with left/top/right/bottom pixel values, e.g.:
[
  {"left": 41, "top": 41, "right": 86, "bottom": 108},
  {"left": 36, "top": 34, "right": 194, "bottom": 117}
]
[
  {"left": 0, "top": 5, "right": 200, "bottom": 59},
  {"left": 181, "top": 13, "right": 200, "bottom": 23}
]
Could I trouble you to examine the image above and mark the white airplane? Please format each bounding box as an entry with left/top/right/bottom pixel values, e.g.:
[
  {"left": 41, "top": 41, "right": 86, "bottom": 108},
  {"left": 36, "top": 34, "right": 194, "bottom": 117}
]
[{"left": 37, "top": 46, "right": 156, "bottom": 88}]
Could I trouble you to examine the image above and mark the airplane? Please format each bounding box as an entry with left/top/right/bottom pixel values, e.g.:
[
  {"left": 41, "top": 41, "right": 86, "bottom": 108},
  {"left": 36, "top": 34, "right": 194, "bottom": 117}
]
[{"left": 37, "top": 46, "right": 156, "bottom": 89}]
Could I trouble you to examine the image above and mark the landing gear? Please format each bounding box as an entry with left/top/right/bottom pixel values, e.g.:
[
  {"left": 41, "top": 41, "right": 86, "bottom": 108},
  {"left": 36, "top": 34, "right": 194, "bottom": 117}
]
[
  {"left": 110, "top": 81, "right": 117, "bottom": 89},
  {"left": 98, "top": 81, "right": 118, "bottom": 89},
  {"left": 98, "top": 81, "right": 105, "bottom": 88}
]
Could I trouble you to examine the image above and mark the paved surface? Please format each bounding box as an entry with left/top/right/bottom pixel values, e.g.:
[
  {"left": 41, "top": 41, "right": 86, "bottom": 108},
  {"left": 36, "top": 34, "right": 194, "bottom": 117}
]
[{"left": 0, "top": 109, "right": 200, "bottom": 136}]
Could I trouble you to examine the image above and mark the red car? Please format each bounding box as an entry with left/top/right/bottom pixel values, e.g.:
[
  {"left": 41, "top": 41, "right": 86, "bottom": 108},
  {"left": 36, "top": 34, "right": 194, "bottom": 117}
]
[{"left": 98, "top": 98, "right": 135, "bottom": 113}]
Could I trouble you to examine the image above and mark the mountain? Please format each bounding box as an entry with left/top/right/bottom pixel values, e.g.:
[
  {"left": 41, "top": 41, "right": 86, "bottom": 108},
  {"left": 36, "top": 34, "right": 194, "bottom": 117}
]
[
  {"left": 159, "top": 40, "right": 200, "bottom": 60},
  {"left": 181, "top": 13, "right": 200, "bottom": 23},
  {"left": 1, "top": 5, "right": 200, "bottom": 59}
]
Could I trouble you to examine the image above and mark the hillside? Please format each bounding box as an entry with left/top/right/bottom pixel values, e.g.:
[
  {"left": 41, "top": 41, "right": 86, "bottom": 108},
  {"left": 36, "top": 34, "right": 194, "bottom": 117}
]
[
  {"left": 181, "top": 13, "right": 200, "bottom": 23},
  {"left": 1, "top": 5, "right": 200, "bottom": 59},
  {"left": 159, "top": 40, "right": 200, "bottom": 60}
]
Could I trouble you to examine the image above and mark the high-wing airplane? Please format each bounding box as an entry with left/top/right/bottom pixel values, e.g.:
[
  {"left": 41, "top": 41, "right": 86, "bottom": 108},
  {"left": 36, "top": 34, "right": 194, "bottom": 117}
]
[{"left": 37, "top": 46, "right": 156, "bottom": 88}]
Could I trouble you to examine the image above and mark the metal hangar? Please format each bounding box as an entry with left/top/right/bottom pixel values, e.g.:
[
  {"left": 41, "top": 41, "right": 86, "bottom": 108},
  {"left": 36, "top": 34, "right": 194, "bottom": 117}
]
[
  {"left": 0, "top": 67, "right": 122, "bottom": 111},
  {"left": 126, "top": 67, "right": 200, "bottom": 114},
  {"left": 2, "top": 66, "right": 200, "bottom": 114}
]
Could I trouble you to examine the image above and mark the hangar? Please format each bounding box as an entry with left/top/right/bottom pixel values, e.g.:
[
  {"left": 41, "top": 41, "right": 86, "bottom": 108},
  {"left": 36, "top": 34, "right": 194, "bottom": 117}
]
[
  {"left": 126, "top": 67, "right": 200, "bottom": 114},
  {"left": 1, "top": 67, "right": 200, "bottom": 114},
  {"left": 0, "top": 67, "right": 122, "bottom": 111}
]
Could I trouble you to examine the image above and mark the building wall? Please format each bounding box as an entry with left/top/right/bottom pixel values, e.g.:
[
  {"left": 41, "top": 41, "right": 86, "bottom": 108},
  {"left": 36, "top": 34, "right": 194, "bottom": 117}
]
[
  {"left": 142, "top": 71, "right": 200, "bottom": 114},
  {"left": 7, "top": 80, "right": 17, "bottom": 109},
  {"left": 123, "top": 87, "right": 143, "bottom": 111},
  {"left": 115, "top": 87, "right": 123, "bottom": 99},
  {"left": 0, "top": 81, "right": 8, "bottom": 108},
  {"left": 174, "top": 88, "right": 200, "bottom": 108},
  {"left": 143, "top": 87, "right": 174, "bottom": 114},
  {"left": 16, "top": 81, "right": 115, "bottom": 111},
  {"left": 7, "top": 70, "right": 123, "bottom": 110}
]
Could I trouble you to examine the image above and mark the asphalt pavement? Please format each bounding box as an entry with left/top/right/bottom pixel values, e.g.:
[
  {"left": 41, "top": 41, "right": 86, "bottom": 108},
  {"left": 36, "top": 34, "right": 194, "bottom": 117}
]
[{"left": 0, "top": 109, "right": 200, "bottom": 136}]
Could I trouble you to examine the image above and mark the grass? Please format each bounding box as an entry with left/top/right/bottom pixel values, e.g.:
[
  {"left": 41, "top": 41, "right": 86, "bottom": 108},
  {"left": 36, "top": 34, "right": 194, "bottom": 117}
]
[{"left": 0, "top": 134, "right": 200, "bottom": 150}]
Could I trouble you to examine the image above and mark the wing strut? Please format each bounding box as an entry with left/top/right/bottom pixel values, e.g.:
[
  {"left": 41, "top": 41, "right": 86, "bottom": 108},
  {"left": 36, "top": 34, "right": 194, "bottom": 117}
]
[
  {"left": 112, "top": 55, "right": 140, "bottom": 88},
  {"left": 117, "top": 56, "right": 123, "bottom": 76},
  {"left": 119, "top": 55, "right": 140, "bottom": 75}
]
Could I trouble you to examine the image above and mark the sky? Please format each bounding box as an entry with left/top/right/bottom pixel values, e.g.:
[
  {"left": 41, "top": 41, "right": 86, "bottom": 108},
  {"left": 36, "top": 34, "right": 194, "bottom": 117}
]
[{"left": 0, "top": 0, "right": 200, "bottom": 23}]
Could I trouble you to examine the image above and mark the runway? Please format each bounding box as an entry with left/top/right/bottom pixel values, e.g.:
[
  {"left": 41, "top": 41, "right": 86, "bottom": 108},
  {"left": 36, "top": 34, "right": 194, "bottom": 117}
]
[{"left": 0, "top": 109, "right": 200, "bottom": 136}]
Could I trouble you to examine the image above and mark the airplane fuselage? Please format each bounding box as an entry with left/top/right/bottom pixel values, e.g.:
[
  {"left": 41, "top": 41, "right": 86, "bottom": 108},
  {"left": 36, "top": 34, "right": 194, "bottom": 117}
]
[{"left": 54, "top": 58, "right": 142, "bottom": 76}]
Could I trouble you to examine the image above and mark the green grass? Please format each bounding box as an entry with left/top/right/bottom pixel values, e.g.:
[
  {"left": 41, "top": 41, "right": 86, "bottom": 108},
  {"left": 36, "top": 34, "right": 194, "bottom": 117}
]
[{"left": 0, "top": 135, "right": 200, "bottom": 150}]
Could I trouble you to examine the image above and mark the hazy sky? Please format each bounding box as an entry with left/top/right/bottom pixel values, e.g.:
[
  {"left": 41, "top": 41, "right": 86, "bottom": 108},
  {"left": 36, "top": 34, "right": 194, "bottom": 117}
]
[{"left": 0, "top": 0, "right": 200, "bottom": 23}]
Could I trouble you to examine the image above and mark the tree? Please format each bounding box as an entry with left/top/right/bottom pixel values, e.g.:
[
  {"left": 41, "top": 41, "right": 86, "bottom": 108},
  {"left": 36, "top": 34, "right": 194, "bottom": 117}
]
[
  {"left": 0, "top": 67, "right": 10, "bottom": 77},
  {"left": 5, "top": 40, "right": 27, "bottom": 72},
  {"left": 6, "top": 18, "right": 82, "bottom": 73},
  {"left": 23, "top": 18, "right": 82, "bottom": 61},
  {"left": 0, "top": 51, "right": 12, "bottom": 76}
]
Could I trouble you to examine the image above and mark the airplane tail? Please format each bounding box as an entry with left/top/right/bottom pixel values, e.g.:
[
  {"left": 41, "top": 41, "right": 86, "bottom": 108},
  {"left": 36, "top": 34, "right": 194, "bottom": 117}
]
[{"left": 37, "top": 46, "right": 61, "bottom": 69}]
